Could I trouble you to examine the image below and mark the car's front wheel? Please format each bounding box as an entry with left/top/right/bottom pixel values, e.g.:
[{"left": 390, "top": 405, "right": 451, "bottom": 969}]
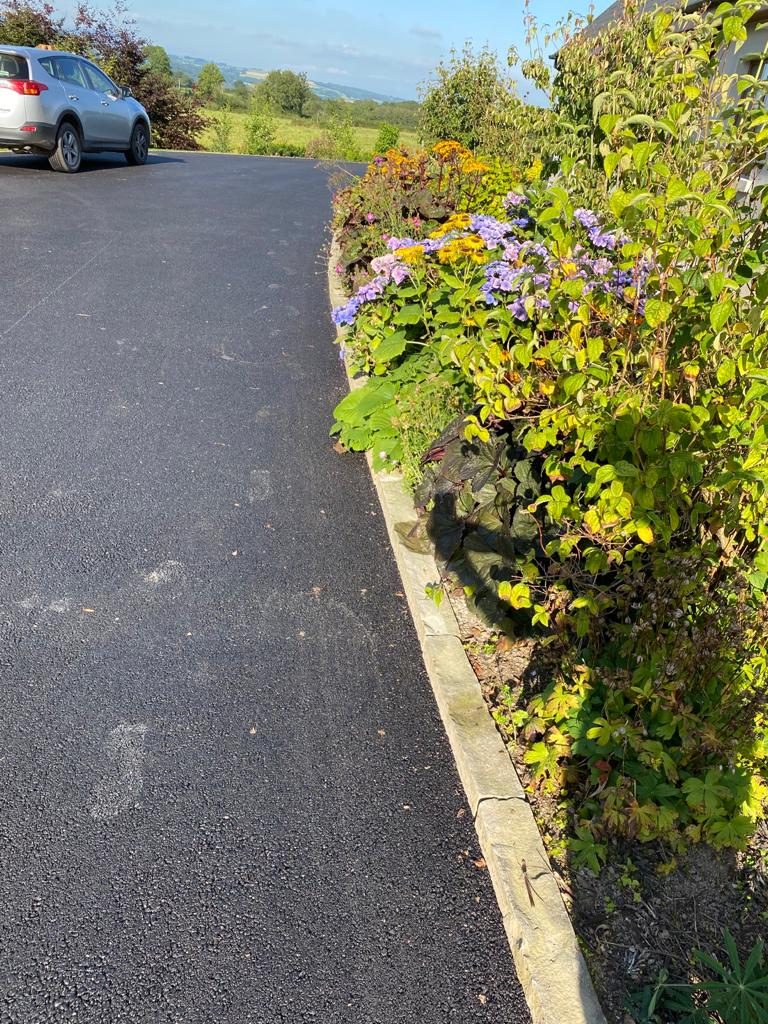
[
  {"left": 125, "top": 121, "right": 149, "bottom": 166},
  {"left": 49, "top": 122, "right": 82, "bottom": 173}
]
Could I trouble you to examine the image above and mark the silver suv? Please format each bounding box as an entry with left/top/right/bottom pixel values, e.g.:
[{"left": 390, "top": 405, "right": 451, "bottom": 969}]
[{"left": 0, "top": 46, "right": 151, "bottom": 172}]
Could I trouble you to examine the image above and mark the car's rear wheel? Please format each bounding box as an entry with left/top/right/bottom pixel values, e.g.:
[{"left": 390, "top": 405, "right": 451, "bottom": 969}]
[
  {"left": 49, "top": 122, "right": 82, "bottom": 173},
  {"left": 125, "top": 121, "right": 149, "bottom": 166}
]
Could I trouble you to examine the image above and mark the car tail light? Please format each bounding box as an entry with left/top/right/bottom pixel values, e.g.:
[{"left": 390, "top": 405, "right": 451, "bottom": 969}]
[{"left": 0, "top": 80, "right": 49, "bottom": 96}]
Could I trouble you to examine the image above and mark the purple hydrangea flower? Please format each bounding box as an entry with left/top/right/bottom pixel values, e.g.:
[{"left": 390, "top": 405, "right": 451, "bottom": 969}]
[
  {"left": 386, "top": 236, "right": 418, "bottom": 251},
  {"left": 509, "top": 297, "right": 529, "bottom": 321},
  {"left": 371, "top": 252, "right": 411, "bottom": 286},
  {"left": 503, "top": 192, "right": 527, "bottom": 209},
  {"left": 574, "top": 208, "right": 600, "bottom": 229},
  {"left": 332, "top": 297, "right": 362, "bottom": 326},
  {"left": 524, "top": 242, "right": 551, "bottom": 260},
  {"left": 470, "top": 214, "right": 514, "bottom": 249},
  {"left": 481, "top": 260, "right": 526, "bottom": 305},
  {"left": 587, "top": 225, "right": 618, "bottom": 250}
]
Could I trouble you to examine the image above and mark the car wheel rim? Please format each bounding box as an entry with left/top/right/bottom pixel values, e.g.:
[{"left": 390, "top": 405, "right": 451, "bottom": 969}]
[
  {"left": 135, "top": 130, "right": 147, "bottom": 160},
  {"left": 62, "top": 131, "right": 79, "bottom": 167}
]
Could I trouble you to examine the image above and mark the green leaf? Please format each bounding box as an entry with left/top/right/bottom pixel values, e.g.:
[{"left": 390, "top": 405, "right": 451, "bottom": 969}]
[
  {"left": 603, "top": 151, "right": 620, "bottom": 178},
  {"left": 563, "top": 372, "right": 586, "bottom": 397},
  {"left": 373, "top": 330, "right": 408, "bottom": 363},
  {"left": 586, "top": 336, "right": 604, "bottom": 362},
  {"left": 717, "top": 357, "right": 736, "bottom": 385},
  {"left": 710, "top": 299, "right": 733, "bottom": 332},
  {"left": 644, "top": 298, "right": 672, "bottom": 328},
  {"left": 636, "top": 521, "right": 654, "bottom": 544},
  {"left": 723, "top": 15, "right": 747, "bottom": 43},
  {"left": 393, "top": 304, "right": 423, "bottom": 325},
  {"left": 707, "top": 271, "right": 727, "bottom": 298},
  {"left": 631, "top": 141, "right": 653, "bottom": 170}
]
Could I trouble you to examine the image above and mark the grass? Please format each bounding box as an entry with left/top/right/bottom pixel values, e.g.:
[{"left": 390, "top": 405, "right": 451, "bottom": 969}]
[{"left": 199, "top": 108, "right": 419, "bottom": 158}]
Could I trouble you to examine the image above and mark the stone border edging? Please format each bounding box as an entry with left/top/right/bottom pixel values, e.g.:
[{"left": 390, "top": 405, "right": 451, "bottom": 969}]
[{"left": 327, "top": 236, "right": 606, "bottom": 1024}]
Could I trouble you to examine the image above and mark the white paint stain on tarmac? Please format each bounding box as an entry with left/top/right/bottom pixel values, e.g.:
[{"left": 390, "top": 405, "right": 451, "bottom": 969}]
[
  {"left": 90, "top": 723, "right": 148, "bottom": 821},
  {"left": 143, "top": 560, "right": 186, "bottom": 586},
  {"left": 249, "top": 470, "right": 271, "bottom": 503}
]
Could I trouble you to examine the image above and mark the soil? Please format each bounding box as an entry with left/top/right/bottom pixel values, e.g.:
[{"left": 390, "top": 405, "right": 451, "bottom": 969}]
[{"left": 446, "top": 577, "right": 768, "bottom": 1024}]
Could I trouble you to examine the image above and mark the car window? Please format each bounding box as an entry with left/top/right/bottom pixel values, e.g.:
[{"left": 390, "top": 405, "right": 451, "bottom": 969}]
[
  {"left": 0, "top": 54, "right": 29, "bottom": 80},
  {"left": 52, "top": 57, "right": 89, "bottom": 89},
  {"left": 82, "top": 62, "right": 118, "bottom": 96}
]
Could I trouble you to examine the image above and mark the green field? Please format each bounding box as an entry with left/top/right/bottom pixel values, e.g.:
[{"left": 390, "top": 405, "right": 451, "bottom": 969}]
[{"left": 199, "top": 108, "right": 419, "bottom": 158}]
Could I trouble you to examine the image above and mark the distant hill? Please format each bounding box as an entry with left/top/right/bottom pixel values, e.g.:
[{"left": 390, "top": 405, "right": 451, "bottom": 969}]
[{"left": 169, "top": 54, "right": 406, "bottom": 104}]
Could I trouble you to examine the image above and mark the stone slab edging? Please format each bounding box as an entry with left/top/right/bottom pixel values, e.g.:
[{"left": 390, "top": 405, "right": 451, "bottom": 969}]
[{"left": 327, "top": 236, "right": 606, "bottom": 1024}]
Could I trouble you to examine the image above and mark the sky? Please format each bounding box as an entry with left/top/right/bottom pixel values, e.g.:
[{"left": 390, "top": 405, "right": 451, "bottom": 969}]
[{"left": 126, "top": 0, "right": 583, "bottom": 99}]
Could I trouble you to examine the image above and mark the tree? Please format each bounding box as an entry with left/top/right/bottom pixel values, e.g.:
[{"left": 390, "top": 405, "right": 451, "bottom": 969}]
[
  {"left": 0, "top": 0, "right": 63, "bottom": 45},
  {"left": 257, "top": 69, "right": 311, "bottom": 116},
  {"left": 197, "top": 62, "right": 225, "bottom": 102},
  {"left": 144, "top": 44, "right": 172, "bottom": 80},
  {"left": 419, "top": 44, "right": 515, "bottom": 150}
]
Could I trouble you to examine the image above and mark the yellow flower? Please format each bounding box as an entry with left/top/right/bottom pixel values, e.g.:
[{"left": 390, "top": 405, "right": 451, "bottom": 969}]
[
  {"left": 429, "top": 212, "right": 472, "bottom": 238},
  {"left": 525, "top": 158, "right": 543, "bottom": 182},
  {"left": 432, "top": 140, "right": 466, "bottom": 158},
  {"left": 437, "top": 234, "right": 486, "bottom": 264},
  {"left": 395, "top": 245, "right": 425, "bottom": 264},
  {"left": 461, "top": 157, "right": 490, "bottom": 174}
]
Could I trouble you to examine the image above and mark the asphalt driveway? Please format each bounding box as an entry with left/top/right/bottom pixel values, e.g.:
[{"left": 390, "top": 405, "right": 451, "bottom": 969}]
[{"left": 0, "top": 151, "right": 530, "bottom": 1023}]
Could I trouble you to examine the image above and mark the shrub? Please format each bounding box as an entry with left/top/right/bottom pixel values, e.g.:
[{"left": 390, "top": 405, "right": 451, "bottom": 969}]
[
  {"left": 243, "top": 104, "right": 276, "bottom": 155},
  {"left": 305, "top": 132, "right": 337, "bottom": 160},
  {"left": 328, "top": 109, "right": 362, "bottom": 162},
  {"left": 419, "top": 43, "right": 516, "bottom": 151},
  {"left": 374, "top": 123, "right": 400, "bottom": 154},
  {"left": 330, "top": 0, "right": 768, "bottom": 855},
  {"left": 208, "top": 107, "right": 233, "bottom": 153}
]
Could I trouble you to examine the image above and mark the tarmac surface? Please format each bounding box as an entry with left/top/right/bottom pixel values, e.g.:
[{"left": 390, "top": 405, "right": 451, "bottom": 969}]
[{"left": 0, "top": 150, "right": 531, "bottom": 1023}]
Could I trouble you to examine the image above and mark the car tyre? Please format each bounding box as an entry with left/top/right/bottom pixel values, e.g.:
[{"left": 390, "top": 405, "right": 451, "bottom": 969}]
[
  {"left": 125, "top": 121, "right": 149, "bottom": 166},
  {"left": 49, "top": 122, "right": 82, "bottom": 173}
]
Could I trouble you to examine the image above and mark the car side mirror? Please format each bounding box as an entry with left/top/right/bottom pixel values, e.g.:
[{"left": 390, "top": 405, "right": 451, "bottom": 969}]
[{"left": 120, "top": 86, "right": 133, "bottom": 98}]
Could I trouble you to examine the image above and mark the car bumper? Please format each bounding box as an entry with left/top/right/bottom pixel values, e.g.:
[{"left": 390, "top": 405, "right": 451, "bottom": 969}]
[{"left": 0, "top": 123, "right": 57, "bottom": 151}]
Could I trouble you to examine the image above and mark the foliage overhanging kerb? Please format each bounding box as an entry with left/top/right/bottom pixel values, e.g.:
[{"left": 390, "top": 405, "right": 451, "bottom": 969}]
[{"left": 330, "top": 0, "right": 768, "bottom": 857}]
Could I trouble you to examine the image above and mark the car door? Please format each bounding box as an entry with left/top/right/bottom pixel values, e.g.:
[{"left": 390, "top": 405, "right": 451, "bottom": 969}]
[
  {"left": 80, "top": 61, "right": 131, "bottom": 146},
  {"left": 48, "top": 56, "right": 105, "bottom": 145}
]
